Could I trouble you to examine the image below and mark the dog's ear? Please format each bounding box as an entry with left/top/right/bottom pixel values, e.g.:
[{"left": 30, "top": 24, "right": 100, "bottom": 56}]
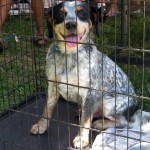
[
  {"left": 90, "top": 6, "right": 100, "bottom": 36},
  {"left": 47, "top": 7, "right": 53, "bottom": 38}
]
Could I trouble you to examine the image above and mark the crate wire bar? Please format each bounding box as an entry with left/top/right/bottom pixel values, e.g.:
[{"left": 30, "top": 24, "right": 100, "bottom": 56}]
[{"left": 0, "top": 0, "right": 150, "bottom": 150}]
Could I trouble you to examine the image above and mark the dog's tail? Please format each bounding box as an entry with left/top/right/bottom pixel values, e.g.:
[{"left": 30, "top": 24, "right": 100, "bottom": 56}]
[{"left": 130, "top": 110, "right": 150, "bottom": 133}]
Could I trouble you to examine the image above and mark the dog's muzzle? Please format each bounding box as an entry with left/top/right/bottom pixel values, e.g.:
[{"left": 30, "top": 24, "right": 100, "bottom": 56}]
[{"left": 60, "top": 21, "right": 85, "bottom": 48}]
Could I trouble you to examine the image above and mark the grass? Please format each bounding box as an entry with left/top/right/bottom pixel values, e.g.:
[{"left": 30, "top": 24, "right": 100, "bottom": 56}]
[
  {"left": 0, "top": 12, "right": 150, "bottom": 113},
  {"left": 0, "top": 15, "right": 48, "bottom": 112}
]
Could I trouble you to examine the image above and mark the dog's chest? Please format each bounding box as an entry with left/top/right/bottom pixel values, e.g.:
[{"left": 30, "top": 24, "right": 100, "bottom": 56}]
[
  {"left": 57, "top": 52, "right": 89, "bottom": 84},
  {"left": 46, "top": 50, "right": 91, "bottom": 102}
]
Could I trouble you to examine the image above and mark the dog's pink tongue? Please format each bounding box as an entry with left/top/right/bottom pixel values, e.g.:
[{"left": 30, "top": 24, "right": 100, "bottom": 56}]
[{"left": 65, "top": 35, "right": 79, "bottom": 47}]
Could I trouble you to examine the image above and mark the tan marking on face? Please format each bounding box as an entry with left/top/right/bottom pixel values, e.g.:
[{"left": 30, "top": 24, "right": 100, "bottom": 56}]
[
  {"left": 60, "top": 6, "right": 67, "bottom": 12},
  {"left": 76, "top": 6, "right": 83, "bottom": 12},
  {"left": 89, "top": 20, "right": 93, "bottom": 29}
]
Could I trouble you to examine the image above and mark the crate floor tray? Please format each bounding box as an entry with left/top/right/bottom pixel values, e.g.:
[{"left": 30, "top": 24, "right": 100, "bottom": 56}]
[{"left": 0, "top": 93, "right": 97, "bottom": 150}]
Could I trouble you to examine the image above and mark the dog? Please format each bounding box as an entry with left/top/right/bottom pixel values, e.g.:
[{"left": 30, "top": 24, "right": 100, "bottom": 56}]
[{"left": 30, "top": 1, "right": 149, "bottom": 149}]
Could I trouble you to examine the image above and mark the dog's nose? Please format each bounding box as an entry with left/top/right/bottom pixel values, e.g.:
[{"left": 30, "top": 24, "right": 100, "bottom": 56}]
[{"left": 66, "top": 21, "right": 76, "bottom": 30}]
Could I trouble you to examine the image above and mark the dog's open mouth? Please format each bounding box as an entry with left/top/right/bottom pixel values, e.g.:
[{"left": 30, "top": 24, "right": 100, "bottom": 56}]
[{"left": 62, "top": 32, "right": 84, "bottom": 47}]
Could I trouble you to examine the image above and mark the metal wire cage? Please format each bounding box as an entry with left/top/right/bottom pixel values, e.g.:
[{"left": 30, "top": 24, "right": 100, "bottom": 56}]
[{"left": 0, "top": 0, "right": 150, "bottom": 150}]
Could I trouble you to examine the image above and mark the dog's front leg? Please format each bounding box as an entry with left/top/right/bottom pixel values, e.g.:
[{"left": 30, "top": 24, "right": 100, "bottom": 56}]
[
  {"left": 30, "top": 83, "right": 59, "bottom": 134},
  {"left": 73, "top": 98, "right": 93, "bottom": 148}
]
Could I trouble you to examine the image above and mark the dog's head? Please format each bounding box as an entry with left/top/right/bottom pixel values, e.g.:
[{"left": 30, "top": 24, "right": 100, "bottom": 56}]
[{"left": 47, "top": 1, "right": 99, "bottom": 53}]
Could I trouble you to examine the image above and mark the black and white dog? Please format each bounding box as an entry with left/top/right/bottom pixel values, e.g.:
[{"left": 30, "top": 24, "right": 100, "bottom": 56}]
[{"left": 30, "top": 1, "right": 149, "bottom": 148}]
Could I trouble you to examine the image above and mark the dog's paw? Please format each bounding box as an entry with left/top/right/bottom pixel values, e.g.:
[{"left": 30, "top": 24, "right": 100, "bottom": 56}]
[
  {"left": 30, "top": 123, "right": 47, "bottom": 134},
  {"left": 92, "top": 120, "right": 103, "bottom": 130},
  {"left": 73, "top": 135, "right": 89, "bottom": 149}
]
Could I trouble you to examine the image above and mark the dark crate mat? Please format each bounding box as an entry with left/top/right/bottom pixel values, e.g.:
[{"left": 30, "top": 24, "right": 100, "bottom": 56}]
[{"left": 0, "top": 93, "right": 97, "bottom": 150}]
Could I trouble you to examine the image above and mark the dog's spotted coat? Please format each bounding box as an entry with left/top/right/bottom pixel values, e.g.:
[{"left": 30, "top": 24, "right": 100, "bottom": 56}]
[{"left": 30, "top": 1, "right": 148, "bottom": 149}]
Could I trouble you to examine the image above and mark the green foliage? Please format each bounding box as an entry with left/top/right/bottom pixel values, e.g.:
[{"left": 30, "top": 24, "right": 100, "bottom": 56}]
[{"left": 0, "top": 14, "right": 150, "bottom": 112}]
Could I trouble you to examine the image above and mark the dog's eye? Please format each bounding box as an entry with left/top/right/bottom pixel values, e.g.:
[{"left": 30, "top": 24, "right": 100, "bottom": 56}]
[
  {"left": 55, "top": 11, "right": 65, "bottom": 23},
  {"left": 77, "top": 10, "right": 88, "bottom": 20}
]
